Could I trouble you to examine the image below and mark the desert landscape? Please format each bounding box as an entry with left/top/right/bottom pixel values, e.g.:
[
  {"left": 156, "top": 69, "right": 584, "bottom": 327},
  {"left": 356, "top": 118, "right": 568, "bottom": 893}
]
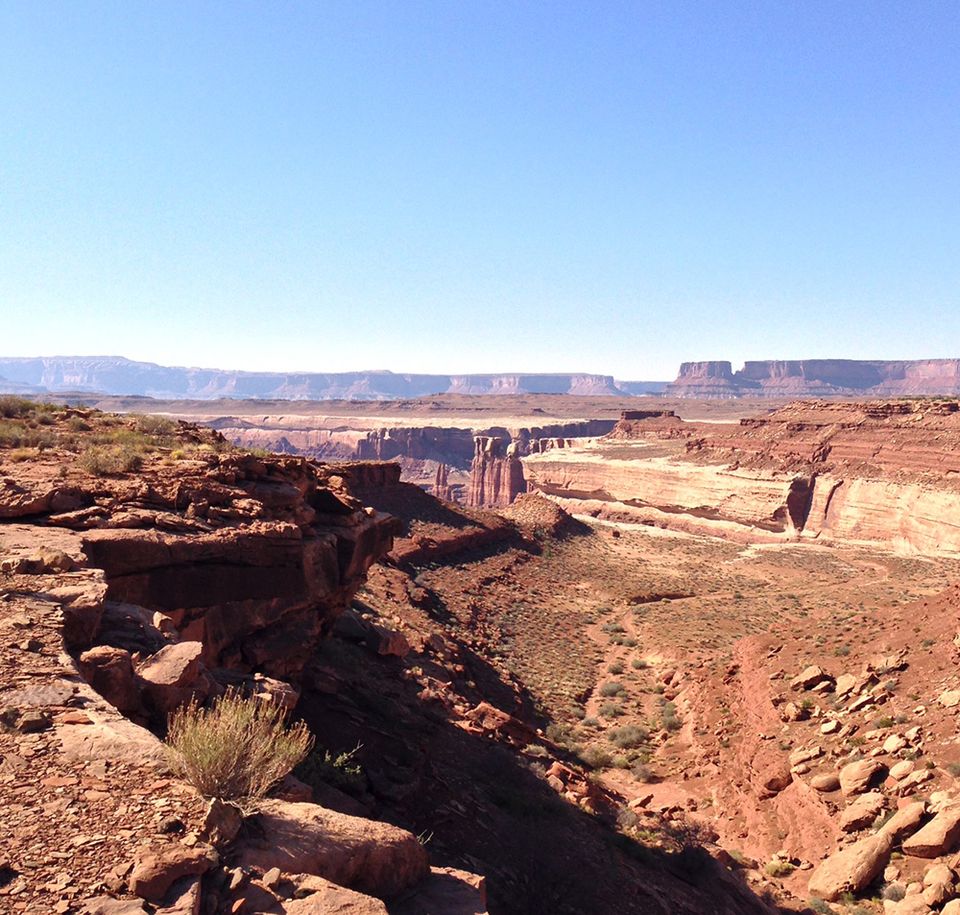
[{"left": 5, "top": 389, "right": 960, "bottom": 914}]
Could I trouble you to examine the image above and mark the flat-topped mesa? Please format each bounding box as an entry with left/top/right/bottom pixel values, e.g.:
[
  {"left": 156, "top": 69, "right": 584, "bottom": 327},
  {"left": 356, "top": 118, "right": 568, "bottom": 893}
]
[
  {"left": 467, "top": 436, "right": 526, "bottom": 508},
  {"left": 666, "top": 358, "right": 960, "bottom": 398},
  {"left": 607, "top": 409, "right": 685, "bottom": 441},
  {"left": 666, "top": 361, "right": 744, "bottom": 399}
]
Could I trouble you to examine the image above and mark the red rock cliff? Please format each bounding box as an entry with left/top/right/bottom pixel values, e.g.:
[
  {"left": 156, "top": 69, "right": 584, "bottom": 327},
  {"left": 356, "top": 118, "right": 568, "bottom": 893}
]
[{"left": 467, "top": 436, "right": 526, "bottom": 508}]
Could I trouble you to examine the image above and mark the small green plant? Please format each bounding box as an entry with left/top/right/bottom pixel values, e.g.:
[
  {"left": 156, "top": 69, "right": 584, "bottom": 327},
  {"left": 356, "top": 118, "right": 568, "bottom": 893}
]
[
  {"left": 599, "top": 681, "right": 625, "bottom": 697},
  {"left": 608, "top": 661, "right": 624, "bottom": 675},
  {"left": 166, "top": 689, "right": 313, "bottom": 800},
  {"left": 296, "top": 743, "right": 365, "bottom": 795}
]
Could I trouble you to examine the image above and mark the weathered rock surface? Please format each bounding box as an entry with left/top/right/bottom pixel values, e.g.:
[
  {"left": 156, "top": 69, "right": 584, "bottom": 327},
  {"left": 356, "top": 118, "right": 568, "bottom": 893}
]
[
  {"left": 807, "top": 831, "right": 894, "bottom": 901},
  {"left": 467, "top": 436, "right": 526, "bottom": 508},
  {"left": 903, "top": 806, "right": 960, "bottom": 858},
  {"left": 232, "top": 799, "right": 430, "bottom": 898}
]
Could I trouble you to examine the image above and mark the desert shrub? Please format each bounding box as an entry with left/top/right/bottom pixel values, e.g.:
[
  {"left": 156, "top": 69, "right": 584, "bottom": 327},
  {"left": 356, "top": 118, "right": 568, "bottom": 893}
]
[
  {"left": 631, "top": 658, "right": 648, "bottom": 670},
  {"left": 807, "top": 899, "right": 833, "bottom": 914},
  {"left": 599, "top": 681, "right": 625, "bottom": 698},
  {"left": 166, "top": 689, "right": 313, "bottom": 800},
  {"left": 134, "top": 414, "right": 177, "bottom": 436},
  {"left": 580, "top": 746, "right": 612, "bottom": 769},
  {"left": 764, "top": 859, "right": 795, "bottom": 877},
  {"left": 632, "top": 763, "right": 655, "bottom": 782},
  {"left": 78, "top": 444, "right": 143, "bottom": 476},
  {"left": 881, "top": 883, "right": 905, "bottom": 901},
  {"left": 296, "top": 743, "right": 364, "bottom": 796},
  {"left": 66, "top": 416, "right": 91, "bottom": 432},
  {"left": 660, "top": 699, "right": 681, "bottom": 732},
  {"left": 608, "top": 662, "right": 624, "bottom": 675},
  {"left": 599, "top": 701, "right": 622, "bottom": 718},
  {"left": 608, "top": 725, "right": 648, "bottom": 749},
  {"left": 0, "top": 396, "right": 35, "bottom": 418}
]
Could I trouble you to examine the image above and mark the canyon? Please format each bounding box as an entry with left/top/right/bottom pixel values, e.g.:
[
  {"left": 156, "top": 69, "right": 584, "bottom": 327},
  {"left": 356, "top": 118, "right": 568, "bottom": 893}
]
[
  {"left": 7, "top": 394, "right": 960, "bottom": 914},
  {"left": 522, "top": 400, "right": 960, "bottom": 556}
]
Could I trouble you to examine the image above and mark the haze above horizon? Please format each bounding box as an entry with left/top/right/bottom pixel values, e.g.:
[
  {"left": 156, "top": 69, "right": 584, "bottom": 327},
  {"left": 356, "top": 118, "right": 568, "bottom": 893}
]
[{"left": 2, "top": 2, "right": 958, "bottom": 379}]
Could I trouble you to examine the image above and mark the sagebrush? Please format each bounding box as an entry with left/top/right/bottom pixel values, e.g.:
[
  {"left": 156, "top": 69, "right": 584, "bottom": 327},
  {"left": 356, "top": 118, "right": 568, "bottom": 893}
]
[{"left": 166, "top": 689, "right": 314, "bottom": 800}]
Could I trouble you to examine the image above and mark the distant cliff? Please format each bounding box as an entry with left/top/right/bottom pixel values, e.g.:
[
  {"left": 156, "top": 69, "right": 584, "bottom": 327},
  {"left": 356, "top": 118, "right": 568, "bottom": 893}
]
[
  {"left": 0, "top": 356, "right": 666, "bottom": 400},
  {"left": 666, "top": 359, "right": 960, "bottom": 398}
]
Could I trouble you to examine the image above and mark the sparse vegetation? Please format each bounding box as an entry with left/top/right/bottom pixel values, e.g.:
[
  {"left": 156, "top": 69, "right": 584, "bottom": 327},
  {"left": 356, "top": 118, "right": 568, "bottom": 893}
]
[
  {"left": 166, "top": 689, "right": 313, "bottom": 800},
  {"left": 78, "top": 443, "right": 144, "bottom": 476}
]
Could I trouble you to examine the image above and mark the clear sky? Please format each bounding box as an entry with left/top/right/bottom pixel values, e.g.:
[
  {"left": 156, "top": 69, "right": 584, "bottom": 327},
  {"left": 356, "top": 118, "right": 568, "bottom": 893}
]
[{"left": 1, "top": 2, "right": 958, "bottom": 380}]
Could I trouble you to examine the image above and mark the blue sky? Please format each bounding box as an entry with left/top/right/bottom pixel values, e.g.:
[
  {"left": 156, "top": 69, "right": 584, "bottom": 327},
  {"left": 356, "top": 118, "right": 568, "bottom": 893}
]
[{"left": 1, "top": 1, "right": 958, "bottom": 380}]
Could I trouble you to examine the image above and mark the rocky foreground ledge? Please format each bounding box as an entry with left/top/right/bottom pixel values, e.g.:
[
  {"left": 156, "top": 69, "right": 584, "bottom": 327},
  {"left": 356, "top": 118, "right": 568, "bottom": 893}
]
[{"left": 0, "top": 405, "right": 486, "bottom": 914}]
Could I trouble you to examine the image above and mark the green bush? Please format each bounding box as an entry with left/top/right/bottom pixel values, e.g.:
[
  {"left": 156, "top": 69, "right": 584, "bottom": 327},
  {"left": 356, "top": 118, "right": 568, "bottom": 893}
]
[
  {"left": 166, "top": 689, "right": 313, "bottom": 800},
  {"left": 599, "top": 681, "right": 625, "bottom": 697}
]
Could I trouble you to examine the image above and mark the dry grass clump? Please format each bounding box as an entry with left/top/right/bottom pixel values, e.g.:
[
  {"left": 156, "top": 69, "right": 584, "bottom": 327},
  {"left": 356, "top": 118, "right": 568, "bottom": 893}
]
[
  {"left": 166, "top": 689, "right": 314, "bottom": 800},
  {"left": 78, "top": 443, "right": 144, "bottom": 476}
]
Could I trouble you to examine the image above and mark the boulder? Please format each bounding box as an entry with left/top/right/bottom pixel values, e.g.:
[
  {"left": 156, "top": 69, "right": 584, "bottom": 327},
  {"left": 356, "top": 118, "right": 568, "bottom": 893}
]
[
  {"left": 890, "top": 760, "right": 915, "bottom": 781},
  {"left": 137, "top": 641, "right": 212, "bottom": 719},
  {"left": 390, "top": 867, "right": 488, "bottom": 915},
  {"left": 903, "top": 805, "right": 960, "bottom": 858},
  {"left": 840, "top": 792, "right": 886, "bottom": 832},
  {"left": 233, "top": 799, "right": 429, "bottom": 899},
  {"left": 885, "top": 897, "right": 933, "bottom": 915},
  {"left": 128, "top": 844, "right": 217, "bottom": 903},
  {"left": 78, "top": 645, "right": 141, "bottom": 713},
  {"left": 791, "top": 665, "right": 834, "bottom": 691},
  {"left": 839, "top": 759, "right": 886, "bottom": 797},
  {"left": 921, "top": 863, "right": 956, "bottom": 907},
  {"left": 880, "top": 802, "right": 927, "bottom": 842},
  {"left": 811, "top": 773, "right": 841, "bottom": 793},
  {"left": 284, "top": 876, "right": 389, "bottom": 913},
  {"left": 807, "top": 831, "right": 893, "bottom": 901}
]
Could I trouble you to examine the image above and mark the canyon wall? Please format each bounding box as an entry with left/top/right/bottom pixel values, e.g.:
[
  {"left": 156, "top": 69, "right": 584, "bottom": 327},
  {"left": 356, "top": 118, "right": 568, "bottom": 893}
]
[
  {"left": 666, "top": 359, "right": 960, "bottom": 398},
  {"left": 522, "top": 401, "right": 960, "bottom": 555}
]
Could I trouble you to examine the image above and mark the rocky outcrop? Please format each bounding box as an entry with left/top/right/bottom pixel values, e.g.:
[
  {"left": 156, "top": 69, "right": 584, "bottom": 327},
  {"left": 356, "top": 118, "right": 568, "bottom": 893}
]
[
  {"left": 232, "top": 799, "right": 430, "bottom": 898},
  {"left": 467, "top": 437, "right": 526, "bottom": 508},
  {"left": 666, "top": 359, "right": 960, "bottom": 398}
]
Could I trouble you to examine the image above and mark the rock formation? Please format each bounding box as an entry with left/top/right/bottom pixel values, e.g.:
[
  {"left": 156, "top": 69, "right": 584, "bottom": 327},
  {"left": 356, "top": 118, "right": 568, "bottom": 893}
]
[
  {"left": 467, "top": 437, "right": 527, "bottom": 508},
  {"left": 0, "top": 356, "right": 653, "bottom": 400},
  {"left": 667, "top": 359, "right": 960, "bottom": 398},
  {"left": 523, "top": 399, "right": 960, "bottom": 555}
]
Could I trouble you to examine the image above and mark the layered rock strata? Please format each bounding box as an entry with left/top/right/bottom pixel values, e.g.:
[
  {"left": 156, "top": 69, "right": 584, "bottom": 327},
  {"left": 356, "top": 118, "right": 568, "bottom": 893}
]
[
  {"left": 467, "top": 437, "right": 527, "bottom": 508},
  {"left": 667, "top": 359, "right": 960, "bottom": 398},
  {"left": 523, "top": 401, "right": 960, "bottom": 555}
]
